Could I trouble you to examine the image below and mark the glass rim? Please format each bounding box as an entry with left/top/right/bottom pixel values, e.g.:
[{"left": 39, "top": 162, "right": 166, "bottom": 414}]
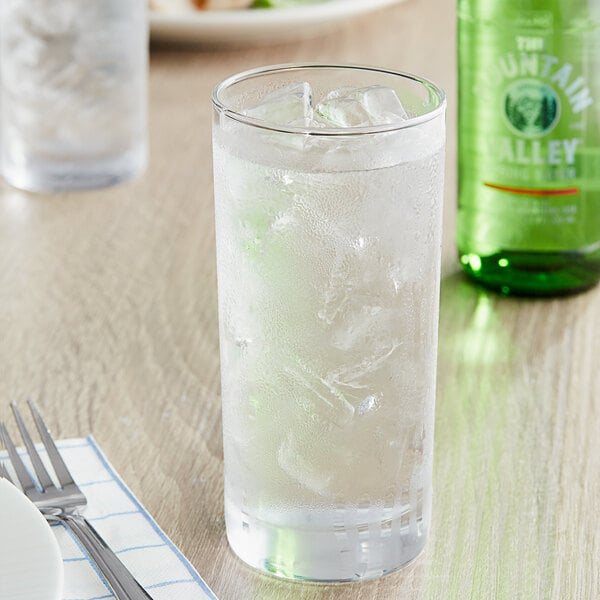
[{"left": 212, "top": 63, "right": 447, "bottom": 136}]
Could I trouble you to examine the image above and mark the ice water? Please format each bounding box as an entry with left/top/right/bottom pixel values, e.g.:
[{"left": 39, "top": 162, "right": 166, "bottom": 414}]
[
  {"left": 212, "top": 72, "right": 445, "bottom": 581},
  {"left": 0, "top": 0, "right": 147, "bottom": 192}
]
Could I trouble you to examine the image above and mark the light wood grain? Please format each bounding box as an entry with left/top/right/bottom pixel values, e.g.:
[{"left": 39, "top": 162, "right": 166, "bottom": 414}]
[{"left": 0, "top": 0, "right": 599, "bottom": 598}]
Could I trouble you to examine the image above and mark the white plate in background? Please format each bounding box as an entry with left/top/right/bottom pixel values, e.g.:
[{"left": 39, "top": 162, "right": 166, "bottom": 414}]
[
  {"left": 0, "top": 477, "right": 63, "bottom": 600},
  {"left": 150, "top": 0, "right": 407, "bottom": 45}
]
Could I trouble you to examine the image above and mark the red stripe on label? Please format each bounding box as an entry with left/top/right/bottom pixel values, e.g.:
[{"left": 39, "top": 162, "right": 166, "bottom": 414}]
[{"left": 484, "top": 182, "right": 579, "bottom": 196}]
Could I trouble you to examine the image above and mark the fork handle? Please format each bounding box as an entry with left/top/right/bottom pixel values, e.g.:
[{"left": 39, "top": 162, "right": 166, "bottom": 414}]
[{"left": 59, "top": 513, "right": 154, "bottom": 600}]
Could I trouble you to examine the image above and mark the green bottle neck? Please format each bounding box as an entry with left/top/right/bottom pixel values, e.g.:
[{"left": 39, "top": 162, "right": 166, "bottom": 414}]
[{"left": 458, "top": 0, "right": 600, "bottom": 28}]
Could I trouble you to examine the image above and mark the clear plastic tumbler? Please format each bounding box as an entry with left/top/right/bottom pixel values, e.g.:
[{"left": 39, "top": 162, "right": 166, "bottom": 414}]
[{"left": 212, "top": 64, "right": 446, "bottom": 582}]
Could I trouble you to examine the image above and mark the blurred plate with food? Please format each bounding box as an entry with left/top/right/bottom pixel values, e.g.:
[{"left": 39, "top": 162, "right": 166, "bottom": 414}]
[{"left": 150, "top": 0, "right": 407, "bottom": 45}]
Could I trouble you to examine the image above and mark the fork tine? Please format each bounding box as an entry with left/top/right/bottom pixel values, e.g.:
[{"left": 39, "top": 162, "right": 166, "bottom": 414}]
[
  {"left": 27, "top": 399, "right": 74, "bottom": 487},
  {"left": 0, "top": 460, "right": 12, "bottom": 480},
  {"left": 0, "top": 422, "right": 38, "bottom": 493},
  {"left": 11, "top": 402, "right": 55, "bottom": 490}
]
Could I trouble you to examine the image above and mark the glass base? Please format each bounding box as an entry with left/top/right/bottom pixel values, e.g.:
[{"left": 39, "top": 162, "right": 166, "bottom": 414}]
[
  {"left": 459, "top": 248, "right": 600, "bottom": 297},
  {"left": 225, "top": 498, "right": 428, "bottom": 582},
  {"left": 2, "top": 147, "right": 147, "bottom": 193}
]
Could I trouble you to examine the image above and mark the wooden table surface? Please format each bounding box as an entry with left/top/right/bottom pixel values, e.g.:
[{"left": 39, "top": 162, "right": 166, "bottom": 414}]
[{"left": 1, "top": 0, "right": 599, "bottom": 598}]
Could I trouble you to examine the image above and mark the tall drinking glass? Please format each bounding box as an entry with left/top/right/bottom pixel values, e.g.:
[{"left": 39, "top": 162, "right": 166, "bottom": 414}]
[{"left": 212, "top": 64, "right": 446, "bottom": 582}]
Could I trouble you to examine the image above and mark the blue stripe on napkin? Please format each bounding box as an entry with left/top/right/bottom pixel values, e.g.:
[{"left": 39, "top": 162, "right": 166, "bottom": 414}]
[{"left": 50, "top": 437, "right": 218, "bottom": 600}]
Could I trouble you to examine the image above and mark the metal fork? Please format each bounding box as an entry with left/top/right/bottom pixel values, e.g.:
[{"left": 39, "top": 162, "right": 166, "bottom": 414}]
[{"left": 0, "top": 400, "right": 154, "bottom": 600}]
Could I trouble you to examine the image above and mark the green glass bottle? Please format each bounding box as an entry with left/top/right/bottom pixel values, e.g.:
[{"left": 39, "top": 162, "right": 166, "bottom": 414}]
[{"left": 457, "top": 0, "right": 600, "bottom": 296}]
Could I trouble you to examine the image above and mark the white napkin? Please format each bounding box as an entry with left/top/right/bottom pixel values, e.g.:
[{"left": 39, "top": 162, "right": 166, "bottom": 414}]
[{"left": 49, "top": 437, "right": 217, "bottom": 600}]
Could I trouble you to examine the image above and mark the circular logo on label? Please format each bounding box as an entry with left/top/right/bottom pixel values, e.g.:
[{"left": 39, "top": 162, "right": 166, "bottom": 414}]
[{"left": 503, "top": 79, "right": 560, "bottom": 138}]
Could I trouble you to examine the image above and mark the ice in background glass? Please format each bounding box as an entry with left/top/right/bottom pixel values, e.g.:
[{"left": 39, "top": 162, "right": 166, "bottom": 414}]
[
  {"left": 0, "top": 0, "right": 148, "bottom": 192},
  {"left": 212, "top": 64, "right": 446, "bottom": 582}
]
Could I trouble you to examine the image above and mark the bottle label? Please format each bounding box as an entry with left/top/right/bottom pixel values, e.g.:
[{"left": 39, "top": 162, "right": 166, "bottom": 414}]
[{"left": 458, "top": 17, "right": 600, "bottom": 253}]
